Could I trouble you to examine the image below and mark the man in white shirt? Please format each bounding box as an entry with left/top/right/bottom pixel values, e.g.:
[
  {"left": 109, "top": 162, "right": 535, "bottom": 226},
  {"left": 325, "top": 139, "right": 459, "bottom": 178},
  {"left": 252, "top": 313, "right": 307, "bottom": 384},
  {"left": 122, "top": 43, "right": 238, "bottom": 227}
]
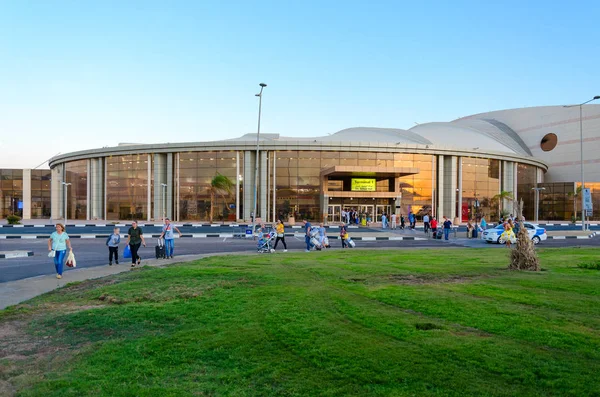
[
  {"left": 423, "top": 214, "right": 430, "bottom": 233},
  {"left": 391, "top": 213, "right": 397, "bottom": 229}
]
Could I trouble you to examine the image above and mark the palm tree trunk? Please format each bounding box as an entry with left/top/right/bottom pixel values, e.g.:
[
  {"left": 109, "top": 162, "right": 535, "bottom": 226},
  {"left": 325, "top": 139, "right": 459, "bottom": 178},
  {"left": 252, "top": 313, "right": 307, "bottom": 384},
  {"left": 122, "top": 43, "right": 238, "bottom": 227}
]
[{"left": 210, "top": 191, "right": 214, "bottom": 223}]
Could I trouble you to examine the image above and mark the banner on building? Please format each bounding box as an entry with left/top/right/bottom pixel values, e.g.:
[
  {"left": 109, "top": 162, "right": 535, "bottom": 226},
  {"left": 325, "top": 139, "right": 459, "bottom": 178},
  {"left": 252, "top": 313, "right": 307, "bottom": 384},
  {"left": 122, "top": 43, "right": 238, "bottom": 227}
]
[
  {"left": 351, "top": 178, "right": 376, "bottom": 192},
  {"left": 583, "top": 188, "right": 593, "bottom": 211}
]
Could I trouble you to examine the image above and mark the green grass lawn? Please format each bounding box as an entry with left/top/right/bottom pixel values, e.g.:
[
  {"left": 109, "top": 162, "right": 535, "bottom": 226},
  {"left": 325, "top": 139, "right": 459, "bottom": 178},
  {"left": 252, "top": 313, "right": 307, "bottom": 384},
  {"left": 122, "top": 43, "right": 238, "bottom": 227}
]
[{"left": 2, "top": 247, "right": 600, "bottom": 396}]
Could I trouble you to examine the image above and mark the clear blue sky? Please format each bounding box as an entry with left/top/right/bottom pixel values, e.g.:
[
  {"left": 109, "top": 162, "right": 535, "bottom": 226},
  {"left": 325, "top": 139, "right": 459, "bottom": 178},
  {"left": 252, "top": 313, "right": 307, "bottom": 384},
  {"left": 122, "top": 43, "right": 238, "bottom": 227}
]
[{"left": 1, "top": 0, "right": 599, "bottom": 168}]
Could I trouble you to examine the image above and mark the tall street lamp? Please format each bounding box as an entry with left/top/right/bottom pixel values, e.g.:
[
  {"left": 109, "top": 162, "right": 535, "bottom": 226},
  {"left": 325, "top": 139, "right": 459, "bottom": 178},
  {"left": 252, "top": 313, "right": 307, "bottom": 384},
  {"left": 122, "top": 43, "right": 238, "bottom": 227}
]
[
  {"left": 564, "top": 95, "right": 600, "bottom": 231},
  {"left": 532, "top": 187, "right": 546, "bottom": 223},
  {"left": 251, "top": 83, "right": 267, "bottom": 237},
  {"left": 61, "top": 182, "right": 71, "bottom": 225},
  {"left": 160, "top": 183, "right": 168, "bottom": 220}
]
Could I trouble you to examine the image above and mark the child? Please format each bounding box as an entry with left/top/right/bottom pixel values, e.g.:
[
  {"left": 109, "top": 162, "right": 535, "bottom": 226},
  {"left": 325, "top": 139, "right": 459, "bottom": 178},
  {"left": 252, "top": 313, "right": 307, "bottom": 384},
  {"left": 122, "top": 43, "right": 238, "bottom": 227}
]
[{"left": 106, "top": 227, "right": 121, "bottom": 265}]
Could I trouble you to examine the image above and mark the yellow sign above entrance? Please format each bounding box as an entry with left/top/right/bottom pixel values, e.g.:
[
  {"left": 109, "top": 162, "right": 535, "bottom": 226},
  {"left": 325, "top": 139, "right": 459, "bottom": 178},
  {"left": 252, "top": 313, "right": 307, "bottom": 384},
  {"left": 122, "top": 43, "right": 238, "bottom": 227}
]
[{"left": 351, "top": 178, "right": 376, "bottom": 192}]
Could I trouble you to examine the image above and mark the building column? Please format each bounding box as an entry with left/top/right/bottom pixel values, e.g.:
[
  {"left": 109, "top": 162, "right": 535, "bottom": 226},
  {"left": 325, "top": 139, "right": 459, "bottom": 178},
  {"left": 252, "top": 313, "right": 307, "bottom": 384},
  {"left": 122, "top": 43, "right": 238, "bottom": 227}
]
[
  {"left": 235, "top": 152, "right": 240, "bottom": 221},
  {"left": 259, "top": 151, "right": 268, "bottom": 222},
  {"left": 22, "top": 169, "right": 32, "bottom": 220},
  {"left": 86, "top": 160, "right": 91, "bottom": 220},
  {"left": 457, "top": 157, "right": 463, "bottom": 221},
  {"left": 243, "top": 150, "right": 254, "bottom": 221},
  {"left": 51, "top": 165, "right": 64, "bottom": 221},
  {"left": 272, "top": 153, "right": 277, "bottom": 223},
  {"left": 442, "top": 155, "right": 458, "bottom": 220},
  {"left": 147, "top": 154, "right": 152, "bottom": 222},
  {"left": 502, "top": 161, "right": 515, "bottom": 216},
  {"left": 153, "top": 153, "right": 168, "bottom": 221},
  {"left": 166, "top": 153, "right": 173, "bottom": 220},
  {"left": 437, "top": 155, "right": 444, "bottom": 218},
  {"left": 90, "top": 158, "right": 104, "bottom": 220},
  {"left": 513, "top": 162, "right": 518, "bottom": 204}
]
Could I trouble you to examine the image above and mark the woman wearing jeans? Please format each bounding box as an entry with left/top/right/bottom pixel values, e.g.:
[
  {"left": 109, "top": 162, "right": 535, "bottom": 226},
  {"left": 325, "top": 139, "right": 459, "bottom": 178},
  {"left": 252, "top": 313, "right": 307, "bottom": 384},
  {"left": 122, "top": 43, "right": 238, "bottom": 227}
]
[
  {"left": 126, "top": 221, "right": 146, "bottom": 267},
  {"left": 47, "top": 223, "right": 72, "bottom": 279},
  {"left": 159, "top": 218, "right": 182, "bottom": 259}
]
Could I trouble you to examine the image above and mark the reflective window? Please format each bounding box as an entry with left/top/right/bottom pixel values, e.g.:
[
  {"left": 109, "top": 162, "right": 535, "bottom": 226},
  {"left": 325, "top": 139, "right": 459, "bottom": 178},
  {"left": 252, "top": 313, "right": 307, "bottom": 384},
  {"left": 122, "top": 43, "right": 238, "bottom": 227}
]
[
  {"left": 0, "top": 169, "right": 23, "bottom": 218},
  {"left": 31, "top": 170, "right": 51, "bottom": 218},
  {"left": 106, "top": 155, "right": 148, "bottom": 220},
  {"left": 460, "top": 158, "right": 500, "bottom": 222},
  {"left": 65, "top": 160, "right": 88, "bottom": 220},
  {"left": 177, "top": 151, "right": 240, "bottom": 221}
]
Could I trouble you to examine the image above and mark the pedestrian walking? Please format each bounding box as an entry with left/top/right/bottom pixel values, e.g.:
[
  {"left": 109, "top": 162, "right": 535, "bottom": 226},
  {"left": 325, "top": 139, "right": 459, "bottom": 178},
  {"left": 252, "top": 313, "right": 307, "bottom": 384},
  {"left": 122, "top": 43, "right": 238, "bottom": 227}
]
[
  {"left": 423, "top": 213, "right": 430, "bottom": 233},
  {"left": 302, "top": 219, "right": 312, "bottom": 252},
  {"left": 273, "top": 219, "right": 288, "bottom": 252},
  {"left": 391, "top": 213, "right": 397, "bottom": 229},
  {"left": 318, "top": 223, "right": 327, "bottom": 246},
  {"left": 381, "top": 213, "right": 387, "bottom": 229},
  {"left": 159, "top": 218, "right": 182, "bottom": 259},
  {"left": 340, "top": 222, "right": 349, "bottom": 248},
  {"left": 443, "top": 216, "right": 452, "bottom": 240},
  {"left": 47, "top": 223, "right": 72, "bottom": 279},
  {"left": 126, "top": 220, "right": 146, "bottom": 267},
  {"left": 409, "top": 212, "right": 416, "bottom": 229},
  {"left": 400, "top": 214, "right": 405, "bottom": 230},
  {"left": 106, "top": 227, "right": 121, "bottom": 265}
]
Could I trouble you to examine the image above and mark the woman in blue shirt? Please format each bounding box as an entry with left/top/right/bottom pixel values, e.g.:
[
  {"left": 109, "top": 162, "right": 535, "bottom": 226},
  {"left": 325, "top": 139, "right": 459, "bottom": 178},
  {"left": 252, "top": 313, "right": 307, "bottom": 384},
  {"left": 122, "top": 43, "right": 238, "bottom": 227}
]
[{"left": 47, "top": 223, "right": 72, "bottom": 279}]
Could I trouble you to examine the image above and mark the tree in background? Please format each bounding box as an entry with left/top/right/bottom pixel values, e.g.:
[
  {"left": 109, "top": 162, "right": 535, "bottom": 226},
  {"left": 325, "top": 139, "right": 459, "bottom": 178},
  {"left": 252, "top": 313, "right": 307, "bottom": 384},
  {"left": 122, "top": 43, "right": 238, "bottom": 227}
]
[
  {"left": 492, "top": 190, "right": 514, "bottom": 221},
  {"left": 209, "top": 173, "right": 234, "bottom": 223}
]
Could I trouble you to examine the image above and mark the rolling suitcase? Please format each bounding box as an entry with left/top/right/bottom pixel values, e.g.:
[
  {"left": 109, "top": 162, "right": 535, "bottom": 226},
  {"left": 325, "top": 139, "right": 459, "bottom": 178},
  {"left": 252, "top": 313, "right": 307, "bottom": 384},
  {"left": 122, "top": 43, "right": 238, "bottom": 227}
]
[
  {"left": 347, "top": 238, "right": 356, "bottom": 248},
  {"left": 155, "top": 238, "right": 166, "bottom": 259}
]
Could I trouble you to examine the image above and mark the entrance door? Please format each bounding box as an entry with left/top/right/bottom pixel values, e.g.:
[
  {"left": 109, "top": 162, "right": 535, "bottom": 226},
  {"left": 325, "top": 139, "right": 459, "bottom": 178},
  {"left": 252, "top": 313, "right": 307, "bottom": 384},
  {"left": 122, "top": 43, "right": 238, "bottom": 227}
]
[
  {"left": 358, "top": 205, "right": 374, "bottom": 223},
  {"left": 376, "top": 205, "right": 391, "bottom": 222},
  {"left": 327, "top": 205, "right": 341, "bottom": 223}
]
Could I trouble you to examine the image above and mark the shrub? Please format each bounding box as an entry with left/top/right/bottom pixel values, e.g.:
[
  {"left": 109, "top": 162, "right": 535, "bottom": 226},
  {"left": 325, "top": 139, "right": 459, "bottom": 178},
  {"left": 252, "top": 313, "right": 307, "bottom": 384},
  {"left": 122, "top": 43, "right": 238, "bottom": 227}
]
[{"left": 6, "top": 215, "right": 21, "bottom": 224}]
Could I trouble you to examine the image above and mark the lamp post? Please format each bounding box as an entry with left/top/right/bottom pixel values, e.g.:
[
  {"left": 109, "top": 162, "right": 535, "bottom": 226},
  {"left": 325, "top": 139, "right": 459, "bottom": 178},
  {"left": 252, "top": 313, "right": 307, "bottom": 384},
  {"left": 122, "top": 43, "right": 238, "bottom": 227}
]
[
  {"left": 251, "top": 83, "right": 267, "bottom": 237},
  {"left": 532, "top": 187, "right": 546, "bottom": 223},
  {"left": 564, "top": 95, "right": 600, "bottom": 230},
  {"left": 160, "top": 183, "right": 168, "bottom": 220},
  {"left": 61, "top": 182, "right": 71, "bottom": 225}
]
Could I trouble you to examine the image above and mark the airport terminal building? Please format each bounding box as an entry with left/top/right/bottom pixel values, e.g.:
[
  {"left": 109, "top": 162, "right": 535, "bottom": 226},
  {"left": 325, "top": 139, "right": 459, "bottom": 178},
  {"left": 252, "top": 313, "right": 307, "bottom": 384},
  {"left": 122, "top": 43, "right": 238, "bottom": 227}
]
[{"left": 2, "top": 105, "right": 600, "bottom": 223}]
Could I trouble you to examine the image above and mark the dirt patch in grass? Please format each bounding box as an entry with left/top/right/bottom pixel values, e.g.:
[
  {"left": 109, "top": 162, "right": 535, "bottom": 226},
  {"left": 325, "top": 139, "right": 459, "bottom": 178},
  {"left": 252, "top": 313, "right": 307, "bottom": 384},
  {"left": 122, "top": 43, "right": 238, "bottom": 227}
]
[
  {"left": 388, "top": 274, "right": 482, "bottom": 285},
  {"left": 60, "top": 277, "right": 122, "bottom": 293}
]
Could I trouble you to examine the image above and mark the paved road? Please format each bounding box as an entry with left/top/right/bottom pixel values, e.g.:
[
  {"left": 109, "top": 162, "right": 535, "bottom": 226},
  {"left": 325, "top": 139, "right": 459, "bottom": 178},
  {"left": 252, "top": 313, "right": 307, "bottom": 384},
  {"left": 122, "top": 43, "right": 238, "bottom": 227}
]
[{"left": 1, "top": 235, "right": 598, "bottom": 283}]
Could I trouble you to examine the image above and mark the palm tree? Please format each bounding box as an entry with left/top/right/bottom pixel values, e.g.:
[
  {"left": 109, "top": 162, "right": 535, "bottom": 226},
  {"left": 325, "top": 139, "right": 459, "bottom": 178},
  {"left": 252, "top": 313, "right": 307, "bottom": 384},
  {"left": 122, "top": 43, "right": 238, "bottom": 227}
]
[
  {"left": 492, "top": 190, "right": 514, "bottom": 221},
  {"left": 567, "top": 185, "right": 583, "bottom": 222},
  {"left": 209, "top": 173, "right": 234, "bottom": 223}
]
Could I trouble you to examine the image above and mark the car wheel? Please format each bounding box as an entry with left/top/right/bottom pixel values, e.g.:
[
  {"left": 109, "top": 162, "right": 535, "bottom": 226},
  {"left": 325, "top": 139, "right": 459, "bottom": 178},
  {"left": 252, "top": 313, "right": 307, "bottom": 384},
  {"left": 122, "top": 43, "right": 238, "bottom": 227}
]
[
  {"left": 532, "top": 236, "right": 541, "bottom": 245},
  {"left": 496, "top": 236, "right": 505, "bottom": 244},
  {"left": 485, "top": 240, "right": 491, "bottom": 244}
]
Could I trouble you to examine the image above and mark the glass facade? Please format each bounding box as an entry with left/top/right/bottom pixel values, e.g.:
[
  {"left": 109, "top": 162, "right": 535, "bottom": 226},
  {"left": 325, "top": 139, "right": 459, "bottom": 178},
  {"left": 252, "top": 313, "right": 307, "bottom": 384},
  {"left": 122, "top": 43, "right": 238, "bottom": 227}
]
[
  {"left": 64, "top": 160, "right": 88, "bottom": 220},
  {"left": 106, "top": 155, "right": 149, "bottom": 220},
  {"left": 536, "top": 182, "right": 575, "bottom": 221},
  {"left": 397, "top": 154, "right": 434, "bottom": 218},
  {"left": 177, "top": 152, "right": 240, "bottom": 221},
  {"left": 516, "top": 164, "right": 537, "bottom": 222},
  {"left": 31, "top": 170, "right": 51, "bottom": 218},
  {"left": 1, "top": 150, "right": 570, "bottom": 222},
  {"left": 461, "top": 158, "right": 500, "bottom": 222},
  {"left": 0, "top": 169, "right": 23, "bottom": 218}
]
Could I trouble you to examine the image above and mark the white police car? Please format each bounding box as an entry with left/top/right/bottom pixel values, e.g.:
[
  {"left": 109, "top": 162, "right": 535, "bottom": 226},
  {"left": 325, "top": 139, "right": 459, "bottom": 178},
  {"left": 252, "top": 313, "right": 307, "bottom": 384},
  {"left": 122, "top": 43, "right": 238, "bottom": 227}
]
[{"left": 482, "top": 222, "right": 547, "bottom": 244}]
